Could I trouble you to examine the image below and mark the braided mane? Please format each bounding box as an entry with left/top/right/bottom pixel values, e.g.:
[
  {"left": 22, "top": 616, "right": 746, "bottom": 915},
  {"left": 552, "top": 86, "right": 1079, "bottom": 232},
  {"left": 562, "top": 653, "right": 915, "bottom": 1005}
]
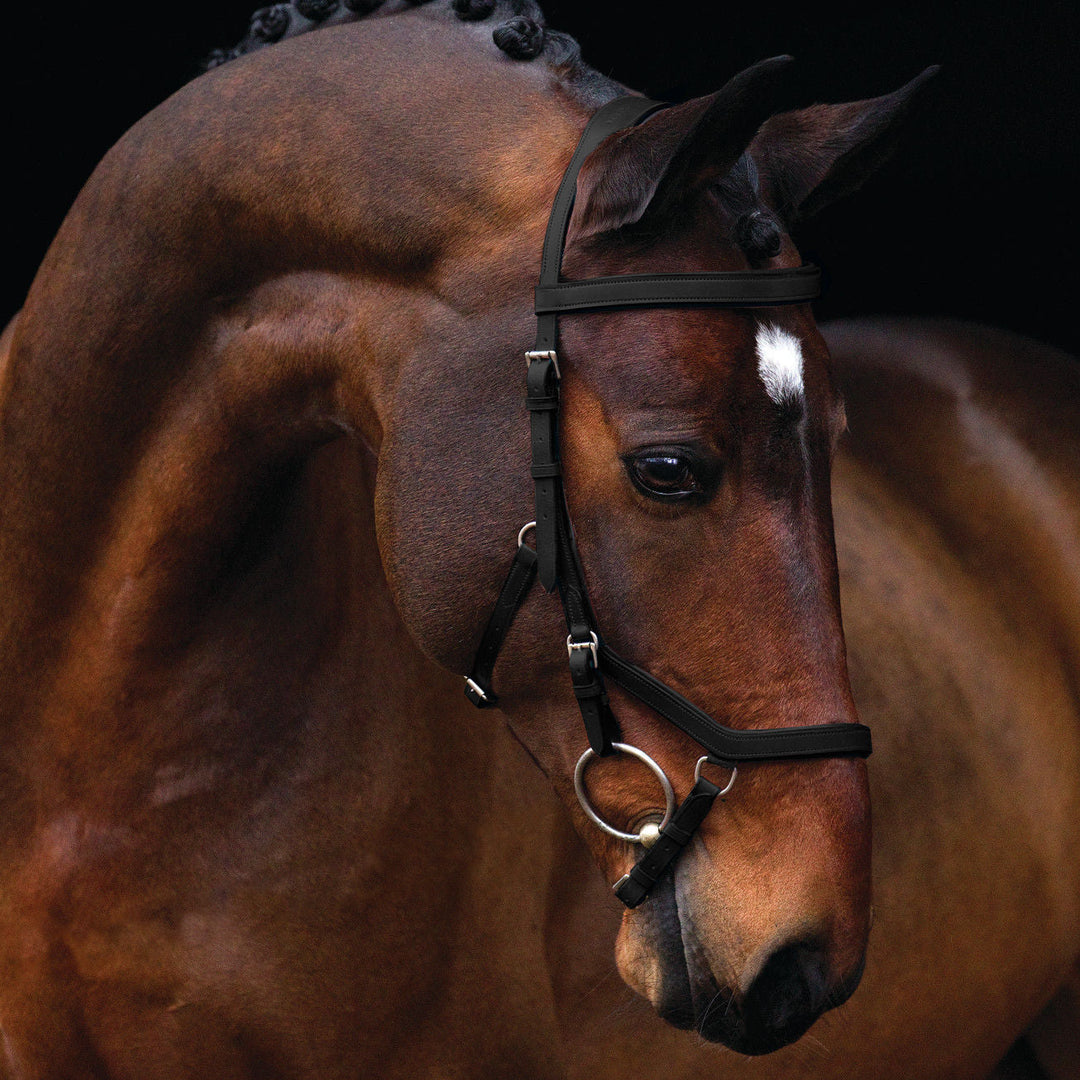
[
  {"left": 204, "top": 0, "right": 609, "bottom": 99},
  {"left": 202, "top": 0, "right": 783, "bottom": 258}
]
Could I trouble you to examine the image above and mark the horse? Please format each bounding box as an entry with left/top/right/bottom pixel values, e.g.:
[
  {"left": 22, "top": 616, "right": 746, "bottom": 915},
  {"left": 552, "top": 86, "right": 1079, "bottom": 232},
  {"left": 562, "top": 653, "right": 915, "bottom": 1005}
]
[{"left": 1, "top": 2, "right": 1078, "bottom": 1077}]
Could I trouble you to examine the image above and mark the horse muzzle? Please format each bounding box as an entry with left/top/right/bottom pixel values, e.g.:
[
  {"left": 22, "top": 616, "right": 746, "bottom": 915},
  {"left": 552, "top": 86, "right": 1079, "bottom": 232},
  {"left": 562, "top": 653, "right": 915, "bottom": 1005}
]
[{"left": 617, "top": 871, "right": 868, "bottom": 1054}]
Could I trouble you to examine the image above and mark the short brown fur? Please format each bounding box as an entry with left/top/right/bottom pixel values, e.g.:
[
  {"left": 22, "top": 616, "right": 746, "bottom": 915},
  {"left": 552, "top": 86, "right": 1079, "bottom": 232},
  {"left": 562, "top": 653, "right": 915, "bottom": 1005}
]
[{"left": 0, "top": 8, "right": 1077, "bottom": 1079}]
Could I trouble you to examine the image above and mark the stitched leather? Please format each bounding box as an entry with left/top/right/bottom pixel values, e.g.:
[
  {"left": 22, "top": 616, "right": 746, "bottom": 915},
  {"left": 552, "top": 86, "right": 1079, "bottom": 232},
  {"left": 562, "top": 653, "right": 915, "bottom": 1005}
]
[
  {"left": 569, "top": 646, "right": 616, "bottom": 756},
  {"left": 534, "top": 96, "right": 668, "bottom": 357},
  {"left": 535, "top": 266, "right": 821, "bottom": 313},
  {"left": 600, "top": 645, "right": 872, "bottom": 761},
  {"left": 526, "top": 356, "right": 561, "bottom": 591}
]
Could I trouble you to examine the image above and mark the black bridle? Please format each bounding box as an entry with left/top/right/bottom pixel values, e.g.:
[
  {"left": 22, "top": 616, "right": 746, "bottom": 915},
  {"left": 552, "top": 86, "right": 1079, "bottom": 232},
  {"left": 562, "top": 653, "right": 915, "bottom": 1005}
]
[{"left": 465, "top": 95, "right": 871, "bottom": 908}]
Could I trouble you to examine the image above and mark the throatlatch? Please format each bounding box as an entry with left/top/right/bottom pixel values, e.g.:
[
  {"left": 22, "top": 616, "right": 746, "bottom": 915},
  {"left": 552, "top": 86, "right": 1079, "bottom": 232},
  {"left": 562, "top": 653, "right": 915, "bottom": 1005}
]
[{"left": 465, "top": 94, "right": 871, "bottom": 908}]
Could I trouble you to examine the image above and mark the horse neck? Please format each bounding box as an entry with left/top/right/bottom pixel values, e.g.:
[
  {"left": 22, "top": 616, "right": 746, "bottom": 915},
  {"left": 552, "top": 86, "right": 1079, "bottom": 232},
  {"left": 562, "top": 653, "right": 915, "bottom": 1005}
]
[{"left": 0, "top": 21, "right": 588, "bottom": 810}]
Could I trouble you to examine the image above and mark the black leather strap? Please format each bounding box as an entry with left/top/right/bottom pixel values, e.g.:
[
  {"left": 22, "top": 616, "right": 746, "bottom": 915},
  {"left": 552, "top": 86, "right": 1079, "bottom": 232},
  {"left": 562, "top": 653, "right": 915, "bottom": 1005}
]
[
  {"left": 568, "top": 644, "right": 615, "bottom": 756},
  {"left": 534, "top": 95, "right": 667, "bottom": 357},
  {"left": 535, "top": 266, "right": 821, "bottom": 313},
  {"left": 529, "top": 95, "right": 666, "bottom": 589},
  {"left": 600, "top": 645, "right": 872, "bottom": 761},
  {"left": 526, "top": 355, "right": 562, "bottom": 591},
  {"left": 464, "top": 542, "right": 538, "bottom": 707},
  {"left": 614, "top": 770, "right": 727, "bottom": 908}
]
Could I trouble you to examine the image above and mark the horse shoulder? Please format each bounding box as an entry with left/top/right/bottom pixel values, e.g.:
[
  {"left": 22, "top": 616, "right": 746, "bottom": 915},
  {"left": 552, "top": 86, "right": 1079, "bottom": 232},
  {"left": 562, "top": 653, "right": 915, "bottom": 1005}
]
[{"left": 825, "top": 315, "right": 1080, "bottom": 658}]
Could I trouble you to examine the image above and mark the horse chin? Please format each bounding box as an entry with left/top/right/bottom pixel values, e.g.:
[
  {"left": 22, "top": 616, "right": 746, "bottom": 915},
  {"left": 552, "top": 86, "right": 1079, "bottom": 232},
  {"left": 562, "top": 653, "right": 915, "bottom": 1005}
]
[{"left": 614, "top": 873, "right": 866, "bottom": 1055}]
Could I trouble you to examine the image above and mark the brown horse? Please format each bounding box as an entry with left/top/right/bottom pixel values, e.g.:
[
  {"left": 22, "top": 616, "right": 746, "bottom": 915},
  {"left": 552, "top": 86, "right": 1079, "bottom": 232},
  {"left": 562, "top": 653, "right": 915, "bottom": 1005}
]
[{"left": 1, "top": 3, "right": 1078, "bottom": 1077}]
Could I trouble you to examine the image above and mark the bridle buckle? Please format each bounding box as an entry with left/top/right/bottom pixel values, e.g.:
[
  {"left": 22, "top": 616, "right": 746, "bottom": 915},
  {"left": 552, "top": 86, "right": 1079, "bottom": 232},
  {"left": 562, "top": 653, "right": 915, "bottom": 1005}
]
[
  {"left": 567, "top": 630, "right": 599, "bottom": 667},
  {"left": 525, "top": 349, "right": 560, "bottom": 379},
  {"left": 463, "top": 676, "right": 491, "bottom": 706}
]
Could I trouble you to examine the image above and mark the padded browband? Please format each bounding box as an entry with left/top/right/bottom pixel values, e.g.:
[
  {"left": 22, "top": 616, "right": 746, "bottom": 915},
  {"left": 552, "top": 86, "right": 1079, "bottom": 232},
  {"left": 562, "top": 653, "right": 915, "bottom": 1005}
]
[{"left": 535, "top": 266, "right": 821, "bottom": 313}]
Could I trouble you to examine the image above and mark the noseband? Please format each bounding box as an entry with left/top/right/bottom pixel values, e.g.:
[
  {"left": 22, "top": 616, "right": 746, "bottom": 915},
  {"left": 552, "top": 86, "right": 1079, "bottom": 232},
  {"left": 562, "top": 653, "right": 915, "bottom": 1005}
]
[{"left": 465, "top": 95, "right": 871, "bottom": 908}]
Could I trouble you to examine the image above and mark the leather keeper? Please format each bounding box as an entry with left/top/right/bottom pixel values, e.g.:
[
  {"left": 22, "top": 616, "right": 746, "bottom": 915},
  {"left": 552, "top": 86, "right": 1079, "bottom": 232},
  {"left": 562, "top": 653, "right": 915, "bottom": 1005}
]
[{"left": 614, "top": 774, "right": 723, "bottom": 908}]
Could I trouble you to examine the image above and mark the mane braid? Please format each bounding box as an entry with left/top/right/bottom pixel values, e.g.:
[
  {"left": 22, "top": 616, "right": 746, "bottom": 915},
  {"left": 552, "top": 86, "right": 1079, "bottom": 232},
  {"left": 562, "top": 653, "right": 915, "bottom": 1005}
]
[
  {"left": 199, "top": 0, "right": 618, "bottom": 102},
  {"left": 717, "top": 153, "right": 784, "bottom": 262}
]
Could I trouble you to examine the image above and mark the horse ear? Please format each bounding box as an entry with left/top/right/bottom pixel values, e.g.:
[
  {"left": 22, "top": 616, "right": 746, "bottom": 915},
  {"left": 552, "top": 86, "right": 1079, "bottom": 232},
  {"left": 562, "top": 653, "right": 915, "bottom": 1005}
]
[
  {"left": 748, "top": 66, "right": 940, "bottom": 224},
  {"left": 567, "top": 55, "right": 795, "bottom": 243}
]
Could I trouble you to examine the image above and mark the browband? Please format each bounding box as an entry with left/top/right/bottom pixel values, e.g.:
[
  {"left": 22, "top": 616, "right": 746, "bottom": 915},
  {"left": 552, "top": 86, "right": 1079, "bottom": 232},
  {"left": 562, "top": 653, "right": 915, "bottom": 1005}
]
[
  {"left": 466, "top": 94, "right": 870, "bottom": 907},
  {"left": 535, "top": 266, "right": 822, "bottom": 314}
]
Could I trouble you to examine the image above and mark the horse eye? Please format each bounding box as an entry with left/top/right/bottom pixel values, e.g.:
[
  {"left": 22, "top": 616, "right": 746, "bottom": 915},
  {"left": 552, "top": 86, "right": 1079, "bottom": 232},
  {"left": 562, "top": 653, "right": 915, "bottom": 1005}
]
[{"left": 627, "top": 451, "right": 703, "bottom": 501}]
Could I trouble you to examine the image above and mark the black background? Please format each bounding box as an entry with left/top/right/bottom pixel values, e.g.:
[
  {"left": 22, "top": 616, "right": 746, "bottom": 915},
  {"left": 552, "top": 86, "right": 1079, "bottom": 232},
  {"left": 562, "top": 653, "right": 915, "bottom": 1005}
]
[{"left": 5, "top": 2, "right": 1078, "bottom": 354}]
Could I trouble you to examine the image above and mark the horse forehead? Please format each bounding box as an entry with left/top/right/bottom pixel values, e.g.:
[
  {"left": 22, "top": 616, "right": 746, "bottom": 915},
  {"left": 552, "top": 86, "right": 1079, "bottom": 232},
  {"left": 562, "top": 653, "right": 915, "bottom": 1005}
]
[{"left": 566, "top": 309, "right": 815, "bottom": 411}]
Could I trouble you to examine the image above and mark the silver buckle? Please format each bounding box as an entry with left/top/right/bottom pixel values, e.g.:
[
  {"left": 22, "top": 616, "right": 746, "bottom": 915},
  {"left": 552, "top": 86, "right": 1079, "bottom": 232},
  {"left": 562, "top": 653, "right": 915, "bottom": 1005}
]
[
  {"left": 525, "top": 349, "right": 560, "bottom": 379},
  {"left": 464, "top": 677, "right": 490, "bottom": 704},
  {"left": 566, "top": 630, "right": 599, "bottom": 667}
]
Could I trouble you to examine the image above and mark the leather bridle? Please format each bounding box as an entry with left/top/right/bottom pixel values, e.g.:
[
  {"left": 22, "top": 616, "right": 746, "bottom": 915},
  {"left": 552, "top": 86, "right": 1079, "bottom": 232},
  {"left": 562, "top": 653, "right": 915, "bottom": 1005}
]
[{"left": 465, "top": 95, "right": 871, "bottom": 908}]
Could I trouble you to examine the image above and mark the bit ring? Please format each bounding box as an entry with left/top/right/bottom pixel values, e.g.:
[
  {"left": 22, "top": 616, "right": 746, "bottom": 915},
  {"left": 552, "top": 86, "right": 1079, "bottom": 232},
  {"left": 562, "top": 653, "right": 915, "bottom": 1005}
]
[{"left": 574, "top": 743, "right": 676, "bottom": 844}]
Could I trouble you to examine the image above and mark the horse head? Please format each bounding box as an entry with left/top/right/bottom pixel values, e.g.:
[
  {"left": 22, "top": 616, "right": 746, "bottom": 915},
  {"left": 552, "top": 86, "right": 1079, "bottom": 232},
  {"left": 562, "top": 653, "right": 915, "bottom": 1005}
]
[{"left": 376, "top": 49, "right": 936, "bottom": 1054}]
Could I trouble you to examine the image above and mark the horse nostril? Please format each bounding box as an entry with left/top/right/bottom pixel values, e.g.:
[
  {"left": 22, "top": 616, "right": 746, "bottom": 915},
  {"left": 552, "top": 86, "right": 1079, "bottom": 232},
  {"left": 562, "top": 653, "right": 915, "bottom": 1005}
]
[{"left": 725, "top": 939, "right": 831, "bottom": 1052}]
